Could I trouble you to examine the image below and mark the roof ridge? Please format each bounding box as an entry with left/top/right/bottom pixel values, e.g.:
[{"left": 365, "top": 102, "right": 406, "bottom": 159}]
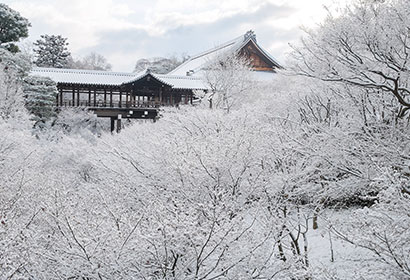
[
  {"left": 32, "top": 67, "right": 136, "bottom": 77},
  {"left": 186, "top": 37, "right": 250, "bottom": 74},
  {"left": 169, "top": 33, "right": 246, "bottom": 75},
  {"left": 157, "top": 74, "right": 203, "bottom": 80},
  {"left": 188, "top": 35, "right": 244, "bottom": 60}
]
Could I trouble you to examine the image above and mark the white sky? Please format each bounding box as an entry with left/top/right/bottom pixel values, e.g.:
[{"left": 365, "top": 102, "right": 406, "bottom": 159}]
[{"left": 4, "top": 0, "right": 349, "bottom": 71}]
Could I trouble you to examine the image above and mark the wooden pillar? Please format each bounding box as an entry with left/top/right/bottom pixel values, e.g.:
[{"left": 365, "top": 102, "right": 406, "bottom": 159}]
[
  {"left": 93, "top": 89, "right": 97, "bottom": 107},
  {"left": 116, "top": 114, "right": 122, "bottom": 133},
  {"left": 56, "top": 88, "right": 60, "bottom": 106},
  {"left": 77, "top": 88, "right": 80, "bottom": 106},
  {"left": 104, "top": 89, "right": 107, "bottom": 107},
  {"left": 126, "top": 91, "right": 129, "bottom": 107},
  {"left": 190, "top": 93, "right": 193, "bottom": 104},
  {"left": 110, "top": 88, "right": 113, "bottom": 107},
  {"left": 59, "top": 88, "right": 63, "bottom": 106},
  {"left": 119, "top": 89, "right": 122, "bottom": 108},
  {"left": 72, "top": 88, "right": 75, "bottom": 107},
  {"left": 110, "top": 117, "right": 115, "bottom": 132},
  {"left": 88, "top": 89, "right": 91, "bottom": 106}
]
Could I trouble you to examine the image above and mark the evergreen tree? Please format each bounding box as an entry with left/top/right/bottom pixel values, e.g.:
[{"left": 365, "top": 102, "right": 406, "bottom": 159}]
[
  {"left": 33, "top": 35, "right": 71, "bottom": 68},
  {"left": 23, "top": 75, "right": 57, "bottom": 126},
  {"left": 0, "top": 48, "right": 32, "bottom": 125},
  {"left": 0, "top": 4, "right": 31, "bottom": 53}
]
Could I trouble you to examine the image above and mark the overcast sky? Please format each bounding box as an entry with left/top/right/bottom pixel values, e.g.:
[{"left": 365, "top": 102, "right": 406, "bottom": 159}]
[{"left": 4, "top": 0, "right": 348, "bottom": 72}]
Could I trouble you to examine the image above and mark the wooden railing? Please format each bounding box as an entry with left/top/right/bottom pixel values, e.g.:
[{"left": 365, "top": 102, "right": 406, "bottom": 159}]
[{"left": 58, "top": 100, "right": 161, "bottom": 108}]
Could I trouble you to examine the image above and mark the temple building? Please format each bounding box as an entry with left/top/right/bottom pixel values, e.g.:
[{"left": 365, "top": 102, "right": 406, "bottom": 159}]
[
  {"left": 169, "top": 30, "right": 282, "bottom": 78},
  {"left": 30, "top": 31, "right": 282, "bottom": 131}
]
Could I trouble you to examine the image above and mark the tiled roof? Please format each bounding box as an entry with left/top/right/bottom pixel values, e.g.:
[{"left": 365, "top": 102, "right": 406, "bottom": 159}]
[
  {"left": 157, "top": 74, "right": 207, "bottom": 90},
  {"left": 31, "top": 67, "right": 136, "bottom": 86},
  {"left": 169, "top": 31, "right": 282, "bottom": 76},
  {"left": 30, "top": 67, "right": 208, "bottom": 90},
  {"left": 168, "top": 35, "right": 245, "bottom": 76}
]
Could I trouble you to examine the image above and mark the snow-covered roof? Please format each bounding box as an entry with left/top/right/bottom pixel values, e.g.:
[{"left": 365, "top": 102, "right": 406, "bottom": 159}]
[
  {"left": 30, "top": 67, "right": 208, "bottom": 90},
  {"left": 31, "top": 67, "right": 135, "bottom": 86},
  {"left": 169, "top": 35, "right": 245, "bottom": 76},
  {"left": 155, "top": 74, "right": 207, "bottom": 90},
  {"left": 30, "top": 31, "right": 280, "bottom": 89},
  {"left": 169, "top": 31, "right": 282, "bottom": 77}
]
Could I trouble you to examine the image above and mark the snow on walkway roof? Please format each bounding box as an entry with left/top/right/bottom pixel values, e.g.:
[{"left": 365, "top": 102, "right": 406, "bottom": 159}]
[
  {"left": 31, "top": 67, "right": 136, "bottom": 86},
  {"left": 169, "top": 31, "right": 282, "bottom": 76},
  {"left": 30, "top": 67, "right": 208, "bottom": 90},
  {"left": 150, "top": 74, "right": 207, "bottom": 90}
]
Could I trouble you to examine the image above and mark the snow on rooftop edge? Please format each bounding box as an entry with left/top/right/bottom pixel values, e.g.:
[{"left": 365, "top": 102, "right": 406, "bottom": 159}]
[{"left": 30, "top": 67, "right": 208, "bottom": 90}]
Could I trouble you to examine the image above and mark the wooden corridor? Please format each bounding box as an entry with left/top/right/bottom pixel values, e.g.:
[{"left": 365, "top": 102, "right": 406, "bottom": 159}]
[{"left": 55, "top": 72, "right": 197, "bottom": 132}]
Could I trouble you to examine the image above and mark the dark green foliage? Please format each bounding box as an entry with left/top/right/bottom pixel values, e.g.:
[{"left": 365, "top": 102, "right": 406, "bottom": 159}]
[
  {"left": 23, "top": 75, "right": 57, "bottom": 126},
  {"left": 34, "top": 35, "right": 71, "bottom": 68},
  {"left": 0, "top": 4, "right": 31, "bottom": 53}
]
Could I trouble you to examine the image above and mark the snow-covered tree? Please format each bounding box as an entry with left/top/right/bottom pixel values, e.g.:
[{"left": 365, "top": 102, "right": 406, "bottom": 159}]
[
  {"left": 1, "top": 1, "right": 410, "bottom": 278},
  {"left": 87, "top": 108, "right": 292, "bottom": 279},
  {"left": 68, "top": 52, "right": 112, "bottom": 71},
  {"left": 43, "top": 107, "right": 109, "bottom": 141},
  {"left": 23, "top": 75, "right": 57, "bottom": 126},
  {"left": 204, "top": 54, "right": 254, "bottom": 112},
  {"left": 133, "top": 55, "right": 187, "bottom": 74},
  {"left": 290, "top": 0, "right": 410, "bottom": 118},
  {"left": 33, "top": 35, "right": 71, "bottom": 68},
  {"left": 0, "top": 3, "right": 31, "bottom": 53},
  {"left": 327, "top": 181, "right": 410, "bottom": 279},
  {"left": 0, "top": 48, "right": 31, "bottom": 125}
]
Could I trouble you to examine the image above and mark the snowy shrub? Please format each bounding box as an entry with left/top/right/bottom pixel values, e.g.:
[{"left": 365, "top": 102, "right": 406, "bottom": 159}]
[
  {"left": 0, "top": 48, "right": 32, "bottom": 125},
  {"left": 204, "top": 54, "right": 255, "bottom": 112},
  {"left": 46, "top": 107, "right": 109, "bottom": 140},
  {"left": 331, "top": 185, "right": 410, "bottom": 279},
  {"left": 23, "top": 75, "right": 57, "bottom": 127}
]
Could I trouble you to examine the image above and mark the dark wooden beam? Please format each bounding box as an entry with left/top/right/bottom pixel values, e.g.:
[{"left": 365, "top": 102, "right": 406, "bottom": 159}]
[
  {"left": 110, "top": 89, "right": 113, "bottom": 107},
  {"left": 88, "top": 89, "right": 91, "bottom": 106},
  {"left": 110, "top": 117, "right": 115, "bottom": 132},
  {"left": 60, "top": 88, "right": 63, "bottom": 106},
  {"left": 93, "top": 89, "right": 97, "bottom": 107},
  {"left": 92, "top": 108, "right": 158, "bottom": 119},
  {"left": 56, "top": 88, "right": 59, "bottom": 106},
  {"left": 77, "top": 88, "right": 80, "bottom": 106},
  {"left": 72, "top": 88, "right": 75, "bottom": 107},
  {"left": 116, "top": 115, "right": 122, "bottom": 133}
]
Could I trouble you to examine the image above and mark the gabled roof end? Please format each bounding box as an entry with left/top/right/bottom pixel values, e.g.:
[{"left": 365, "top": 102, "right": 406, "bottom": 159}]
[{"left": 244, "top": 30, "right": 256, "bottom": 42}]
